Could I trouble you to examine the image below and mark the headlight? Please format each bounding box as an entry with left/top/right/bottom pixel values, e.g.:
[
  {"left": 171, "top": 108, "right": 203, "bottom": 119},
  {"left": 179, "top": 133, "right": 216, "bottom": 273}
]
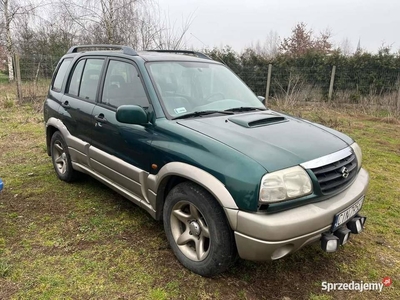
[
  {"left": 259, "top": 166, "right": 313, "bottom": 203},
  {"left": 350, "top": 142, "right": 362, "bottom": 170}
]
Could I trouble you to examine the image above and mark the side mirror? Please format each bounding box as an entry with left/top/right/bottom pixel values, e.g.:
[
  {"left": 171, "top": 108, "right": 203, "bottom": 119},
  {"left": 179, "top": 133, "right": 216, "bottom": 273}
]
[
  {"left": 116, "top": 105, "right": 148, "bottom": 125},
  {"left": 257, "top": 96, "right": 265, "bottom": 103}
]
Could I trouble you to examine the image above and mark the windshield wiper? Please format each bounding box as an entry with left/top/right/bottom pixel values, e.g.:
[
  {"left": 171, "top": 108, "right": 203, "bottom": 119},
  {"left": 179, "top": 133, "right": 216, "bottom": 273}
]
[
  {"left": 172, "top": 110, "right": 234, "bottom": 120},
  {"left": 224, "top": 107, "right": 267, "bottom": 112}
]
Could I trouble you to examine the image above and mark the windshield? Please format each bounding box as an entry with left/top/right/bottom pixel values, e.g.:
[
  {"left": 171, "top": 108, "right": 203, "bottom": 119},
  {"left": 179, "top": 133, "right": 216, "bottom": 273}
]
[{"left": 147, "top": 61, "right": 264, "bottom": 118}]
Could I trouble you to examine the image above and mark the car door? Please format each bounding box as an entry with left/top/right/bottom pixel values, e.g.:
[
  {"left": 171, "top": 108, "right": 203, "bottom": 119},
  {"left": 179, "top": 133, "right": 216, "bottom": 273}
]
[
  {"left": 58, "top": 57, "right": 105, "bottom": 166},
  {"left": 46, "top": 57, "right": 73, "bottom": 117},
  {"left": 89, "top": 58, "right": 154, "bottom": 198}
]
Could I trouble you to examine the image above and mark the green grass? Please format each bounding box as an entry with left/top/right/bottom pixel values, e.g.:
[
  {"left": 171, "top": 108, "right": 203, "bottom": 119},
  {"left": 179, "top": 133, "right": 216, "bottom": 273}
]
[
  {"left": 0, "top": 103, "right": 399, "bottom": 299},
  {"left": 0, "top": 72, "right": 8, "bottom": 83}
]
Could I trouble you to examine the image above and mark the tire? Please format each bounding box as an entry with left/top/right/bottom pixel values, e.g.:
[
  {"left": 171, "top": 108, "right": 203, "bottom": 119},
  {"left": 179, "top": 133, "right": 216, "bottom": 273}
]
[
  {"left": 163, "top": 182, "right": 237, "bottom": 277},
  {"left": 50, "top": 131, "right": 79, "bottom": 182}
]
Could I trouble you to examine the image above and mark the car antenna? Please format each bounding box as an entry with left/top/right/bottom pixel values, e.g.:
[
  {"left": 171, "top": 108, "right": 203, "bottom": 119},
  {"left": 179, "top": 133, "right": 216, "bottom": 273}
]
[{"left": 190, "top": 33, "right": 229, "bottom": 66}]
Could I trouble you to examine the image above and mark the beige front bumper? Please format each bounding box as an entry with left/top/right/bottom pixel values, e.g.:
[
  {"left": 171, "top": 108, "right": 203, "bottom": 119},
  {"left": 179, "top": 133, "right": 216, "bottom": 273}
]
[{"left": 229, "top": 168, "right": 369, "bottom": 261}]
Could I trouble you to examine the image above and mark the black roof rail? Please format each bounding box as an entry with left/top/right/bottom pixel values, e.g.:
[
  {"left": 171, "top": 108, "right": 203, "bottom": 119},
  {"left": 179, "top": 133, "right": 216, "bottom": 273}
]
[
  {"left": 67, "top": 45, "right": 138, "bottom": 56},
  {"left": 145, "top": 50, "right": 211, "bottom": 60}
]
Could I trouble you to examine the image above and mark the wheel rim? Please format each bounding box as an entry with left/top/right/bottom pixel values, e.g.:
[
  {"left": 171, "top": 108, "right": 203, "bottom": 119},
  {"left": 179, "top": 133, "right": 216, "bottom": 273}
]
[
  {"left": 170, "top": 201, "right": 210, "bottom": 261},
  {"left": 52, "top": 141, "right": 67, "bottom": 175}
]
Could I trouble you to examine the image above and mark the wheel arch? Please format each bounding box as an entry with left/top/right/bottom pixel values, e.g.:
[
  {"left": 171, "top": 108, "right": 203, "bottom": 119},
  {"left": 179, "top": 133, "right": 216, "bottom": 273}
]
[
  {"left": 147, "top": 162, "right": 238, "bottom": 221},
  {"left": 45, "top": 117, "right": 71, "bottom": 155}
]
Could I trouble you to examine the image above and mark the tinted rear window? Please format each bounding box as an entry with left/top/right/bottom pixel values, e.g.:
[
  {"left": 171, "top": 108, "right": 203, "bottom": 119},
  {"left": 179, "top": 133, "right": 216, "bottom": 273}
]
[{"left": 52, "top": 58, "right": 72, "bottom": 92}]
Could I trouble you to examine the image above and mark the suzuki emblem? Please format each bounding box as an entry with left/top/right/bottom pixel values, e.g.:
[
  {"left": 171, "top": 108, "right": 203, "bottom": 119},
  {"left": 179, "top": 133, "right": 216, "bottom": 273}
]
[{"left": 341, "top": 167, "right": 350, "bottom": 178}]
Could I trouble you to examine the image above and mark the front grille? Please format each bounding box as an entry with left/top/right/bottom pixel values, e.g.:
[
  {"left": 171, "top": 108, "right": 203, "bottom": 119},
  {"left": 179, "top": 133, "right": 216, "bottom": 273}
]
[{"left": 310, "top": 153, "right": 358, "bottom": 194}]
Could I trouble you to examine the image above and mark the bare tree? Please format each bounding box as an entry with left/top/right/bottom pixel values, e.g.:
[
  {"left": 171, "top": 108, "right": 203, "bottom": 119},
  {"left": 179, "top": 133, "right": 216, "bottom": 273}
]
[
  {"left": 0, "top": 0, "right": 194, "bottom": 82},
  {"left": 58, "top": 0, "right": 149, "bottom": 46},
  {"left": 133, "top": 4, "right": 161, "bottom": 49},
  {"left": 0, "top": 0, "right": 38, "bottom": 81},
  {"left": 264, "top": 30, "right": 280, "bottom": 58},
  {"left": 0, "top": 0, "right": 46, "bottom": 81},
  {"left": 58, "top": 0, "right": 126, "bottom": 44},
  {"left": 339, "top": 37, "right": 353, "bottom": 56},
  {"left": 251, "top": 30, "right": 280, "bottom": 58},
  {"left": 152, "top": 9, "right": 194, "bottom": 50},
  {"left": 1, "top": 0, "right": 15, "bottom": 81},
  {"left": 58, "top": 0, "right": 193, "bottom": 50}
]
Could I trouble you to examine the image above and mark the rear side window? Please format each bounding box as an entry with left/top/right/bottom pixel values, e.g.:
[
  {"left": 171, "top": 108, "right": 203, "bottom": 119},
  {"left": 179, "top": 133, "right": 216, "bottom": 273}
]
[
  {"left": 79, "top": 59, "right": 104, "bottom": 102},
  {"left": 52, "top": 58, "right": 72, "bottom": 92},
  {"left": 68, "top": 60, "right": 85, "bottom": 97}
]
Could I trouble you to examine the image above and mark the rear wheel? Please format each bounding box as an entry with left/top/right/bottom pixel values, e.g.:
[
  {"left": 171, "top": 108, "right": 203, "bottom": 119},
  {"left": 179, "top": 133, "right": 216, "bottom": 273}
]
[
  {"left": 50, "top": 131, "right": 79, "bottom": 182},
  {"left": 163, "top": 182, "right": 236, "bottom": 277}
]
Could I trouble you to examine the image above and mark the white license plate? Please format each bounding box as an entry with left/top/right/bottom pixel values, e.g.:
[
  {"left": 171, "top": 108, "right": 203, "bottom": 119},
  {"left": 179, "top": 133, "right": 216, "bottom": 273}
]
[{"left": 332, "top": 196, "right": 364, "bottom": 231}]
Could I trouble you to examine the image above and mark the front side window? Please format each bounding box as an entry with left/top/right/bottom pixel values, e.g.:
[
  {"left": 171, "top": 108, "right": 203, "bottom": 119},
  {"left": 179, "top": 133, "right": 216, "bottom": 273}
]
[
  {"left": 101, "top": 60, "right": 148, "bottom": 108},
  {"left": 52, "top": 58, "right": 72, "bottom": 92},
  {"left": 79, "top": 59, "right": 104, "bottom": 101},
  {"left": 147, "top": 61, "right": 264, "bottom": 118}
]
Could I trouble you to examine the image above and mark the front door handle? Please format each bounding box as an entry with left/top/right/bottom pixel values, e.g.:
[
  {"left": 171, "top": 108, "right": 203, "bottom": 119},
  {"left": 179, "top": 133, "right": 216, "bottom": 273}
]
[
  {"left": 61, "top": 100, "right": 70, "bottom": 108},
  {"left": 94, "top": 114, "right": 107, "bottom": 123}
]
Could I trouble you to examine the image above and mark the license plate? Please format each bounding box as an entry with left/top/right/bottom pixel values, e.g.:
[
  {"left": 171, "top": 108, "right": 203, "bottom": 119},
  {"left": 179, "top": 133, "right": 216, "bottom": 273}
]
[{"left": 332, "top": 196, "right": 364, "bottom": 231}]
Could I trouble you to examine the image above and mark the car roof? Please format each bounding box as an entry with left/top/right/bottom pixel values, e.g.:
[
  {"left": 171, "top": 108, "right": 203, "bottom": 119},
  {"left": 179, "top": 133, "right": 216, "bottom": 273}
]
[{"left": 63, "top": 45, "right": 220, "bottom": 64}]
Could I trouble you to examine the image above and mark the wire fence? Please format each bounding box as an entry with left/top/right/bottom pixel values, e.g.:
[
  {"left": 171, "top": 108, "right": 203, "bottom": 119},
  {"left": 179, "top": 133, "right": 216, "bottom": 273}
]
[
  {"left": 233, "top": 67, "right": 399, "bottom": 100},
  {"left": 230, "top": 63, "right": 400, "bottom": 111},
  {"left": 10, "top": 54, "right": 400, "bottom": 112},
  {"left": 19, "top": 54, "right": 59, "bottom": 81}
]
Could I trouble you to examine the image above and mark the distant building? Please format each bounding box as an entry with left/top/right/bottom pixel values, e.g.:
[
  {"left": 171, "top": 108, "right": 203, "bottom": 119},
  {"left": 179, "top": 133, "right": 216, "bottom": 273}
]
[{"left": 355, "top": 38, "right": 362, "bottom": 54}]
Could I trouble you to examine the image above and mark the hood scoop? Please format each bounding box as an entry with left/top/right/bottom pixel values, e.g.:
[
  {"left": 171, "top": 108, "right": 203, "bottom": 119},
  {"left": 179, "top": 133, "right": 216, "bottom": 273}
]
[{"left": 228, "top": 113, "right": 287, "bottom": 128}]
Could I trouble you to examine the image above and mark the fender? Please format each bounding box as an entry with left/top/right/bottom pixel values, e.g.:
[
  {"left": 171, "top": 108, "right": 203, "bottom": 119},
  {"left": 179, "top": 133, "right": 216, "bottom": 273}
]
[
  {"left": 147, "top": 162, "right": 239, "bottom": 227},
  {"left": 46, "top": 117, "right": 69, "bottom": 138},
  {"left": 46, "top": 117, "right": 90, "bottom": 153}
]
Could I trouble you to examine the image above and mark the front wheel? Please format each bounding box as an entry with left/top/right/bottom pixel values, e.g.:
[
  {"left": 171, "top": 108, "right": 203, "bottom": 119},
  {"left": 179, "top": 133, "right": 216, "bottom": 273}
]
[{"left": 163, "top": 182, "right": 236, "bottom": 277}]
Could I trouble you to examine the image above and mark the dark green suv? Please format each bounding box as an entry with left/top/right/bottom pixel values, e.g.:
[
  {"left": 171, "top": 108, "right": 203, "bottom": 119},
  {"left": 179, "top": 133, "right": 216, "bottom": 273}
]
[{"left": 44, "top": 45, "right": 369, "bottom": 276}]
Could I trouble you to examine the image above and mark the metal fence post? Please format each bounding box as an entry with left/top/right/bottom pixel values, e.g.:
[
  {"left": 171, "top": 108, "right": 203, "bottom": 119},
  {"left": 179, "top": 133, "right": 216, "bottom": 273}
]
[
  {"left": 328, "top": 65, "right": 336, "bottom": 102},
  {"left": 14, "top": 53, "right": 23, "bottom": 103},
  {"left": 286, "top": 72, "right": 291, "bottom": 102},
  {"left": 265, "top": 64, "right": 272, "bottom": 106}
]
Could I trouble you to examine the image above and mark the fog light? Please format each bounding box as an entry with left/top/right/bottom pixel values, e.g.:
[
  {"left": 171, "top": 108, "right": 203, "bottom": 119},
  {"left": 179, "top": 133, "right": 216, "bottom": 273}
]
[
  {"left": 347, "top": 217, "right": 363, "bottom": 234},
  {"left": 334, "top": 227, "right": 351, "bottom": 245},
  {"left": 321, "top": 233, "right": 339, "bottom": 252}
]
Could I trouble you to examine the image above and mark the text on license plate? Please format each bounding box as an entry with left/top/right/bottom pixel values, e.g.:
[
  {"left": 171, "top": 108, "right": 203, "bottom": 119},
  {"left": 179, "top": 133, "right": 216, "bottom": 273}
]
[{"left": 332, "top": 196, "right": 364, "bottom": 231}]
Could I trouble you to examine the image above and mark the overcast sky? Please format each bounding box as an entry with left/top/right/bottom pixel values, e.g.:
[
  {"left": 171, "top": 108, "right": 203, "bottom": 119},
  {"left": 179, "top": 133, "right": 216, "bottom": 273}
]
[{"left": 158, "top": 0, "right": 400, "bottom": 53}]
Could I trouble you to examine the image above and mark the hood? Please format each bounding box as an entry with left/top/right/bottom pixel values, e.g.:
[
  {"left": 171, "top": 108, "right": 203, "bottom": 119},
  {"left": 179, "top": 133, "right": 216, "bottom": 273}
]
[{"left": 177, "top": 111, "right": 353, "bottom": 172}]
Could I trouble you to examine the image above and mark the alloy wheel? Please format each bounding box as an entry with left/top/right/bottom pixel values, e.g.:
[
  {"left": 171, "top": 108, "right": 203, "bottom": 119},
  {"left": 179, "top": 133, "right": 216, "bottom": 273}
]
[{"left": 170, "top": 200, "right": 210, "bottom": 261}]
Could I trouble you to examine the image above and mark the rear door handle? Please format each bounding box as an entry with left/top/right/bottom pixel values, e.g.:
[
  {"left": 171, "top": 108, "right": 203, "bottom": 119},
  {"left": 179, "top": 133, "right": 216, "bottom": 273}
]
[
  {"left": 61, "top": 100, "right": 70, "bottom": 108},
  {"left": 94, "top": 114, "right": 107, "bottom": 123}
]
